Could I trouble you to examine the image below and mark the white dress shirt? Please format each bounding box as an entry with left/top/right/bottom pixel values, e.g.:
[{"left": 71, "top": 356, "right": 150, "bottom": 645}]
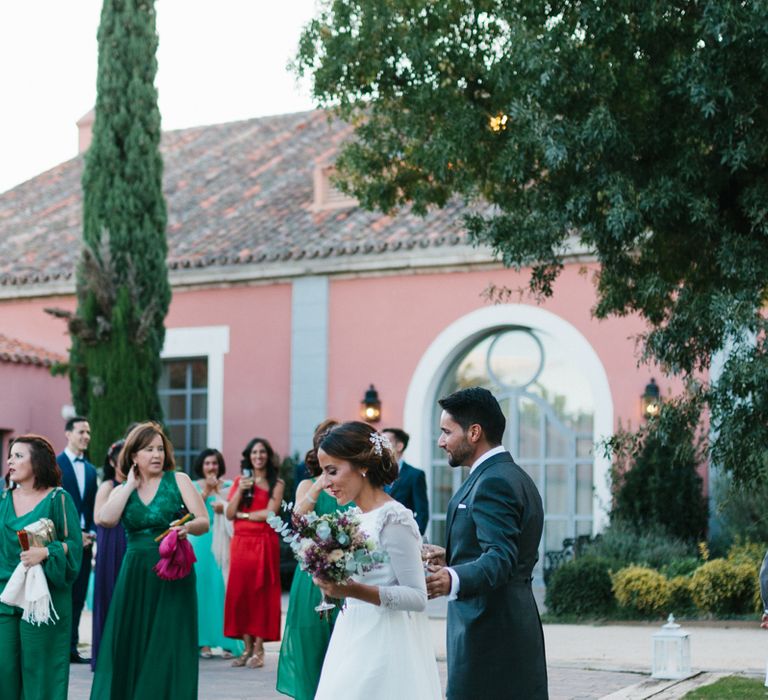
[
  {"left": 64, "top": 447, "right": 87, "bottom": 528},
  {"left": 446, "top": 445, "right": 507, "bottom": 600}
]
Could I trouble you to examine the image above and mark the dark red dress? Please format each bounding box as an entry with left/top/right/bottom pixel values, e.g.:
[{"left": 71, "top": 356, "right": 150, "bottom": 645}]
[{"left": 224, "top": 477, "right": 281, "bottom": 640}]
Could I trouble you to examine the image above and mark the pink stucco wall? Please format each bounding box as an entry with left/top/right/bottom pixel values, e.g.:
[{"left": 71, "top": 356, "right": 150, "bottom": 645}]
[
  {"left": 0, "top": 295, "right": 75, "bottom": 355},
  {"left": 0, "top": 283, "right": 293, "bottom": 476},
  {"left": 0, "top": 261, "right": 691, "bottom": 486},
  {"left": 166, "top": 283, "right": 292, "bottom": 470},
  {"left": 0, "top": 361, "right": 70, "bottom": 474},
  {"left": 327, "top": 262, "right": 678, "bottom": 431}
]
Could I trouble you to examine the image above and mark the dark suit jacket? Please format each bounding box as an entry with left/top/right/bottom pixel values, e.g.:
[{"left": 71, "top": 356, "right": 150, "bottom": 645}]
[
  {"left": 57, "top": 452, "right": 98, "bottom": 534},
  {"left": 389, "top": 462, "right": 429, "bottom": 535},
  {"left": 445, "top": 451, "right": 548, "bottom": 699}
]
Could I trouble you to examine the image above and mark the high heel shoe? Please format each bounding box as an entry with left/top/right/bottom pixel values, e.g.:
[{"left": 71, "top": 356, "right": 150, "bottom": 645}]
[
  {"left": 231, "top": 651, "right": 251, "bottom": 667},
  {"left": 246, "top": 650, "right": 264, "bottom": 668}
]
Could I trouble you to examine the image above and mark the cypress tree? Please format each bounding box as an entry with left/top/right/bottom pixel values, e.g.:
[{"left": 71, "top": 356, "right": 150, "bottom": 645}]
[{"left": 70, "top": 0, "right": 170, "bottom": 462}]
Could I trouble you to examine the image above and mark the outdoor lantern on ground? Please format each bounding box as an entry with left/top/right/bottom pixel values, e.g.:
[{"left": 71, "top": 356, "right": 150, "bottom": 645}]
[
  {"left": 361, "top": 384, "right": 382, "bottom": 423},
  {"left": 652, "top": 614, "right": 691, "bottom": 680},
  {"left": 641, "top": 378, "right": 661, "bottom": 419}
]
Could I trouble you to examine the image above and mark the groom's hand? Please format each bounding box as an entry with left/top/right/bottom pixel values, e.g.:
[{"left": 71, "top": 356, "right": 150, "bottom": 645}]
[
  {"left": 421, "top": 544, "right": 446, "bottom": 568},
  {"left": 426, "top": 567, "right": 451, "bottom": 599}
]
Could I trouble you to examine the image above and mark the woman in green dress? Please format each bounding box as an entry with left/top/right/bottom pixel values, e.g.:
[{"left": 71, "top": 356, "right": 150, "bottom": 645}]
[
  {"left": 0, "top": 434, "right": 83, "bottom": 700},
  {"left": 276, "top": 420, "right": 351, "bottom": 700},
  {"left": 90, "top": 422, "right": 208, "bottom": 700},
  {"left": 190, "top": 447, "right": 242, "bottom": 658}
]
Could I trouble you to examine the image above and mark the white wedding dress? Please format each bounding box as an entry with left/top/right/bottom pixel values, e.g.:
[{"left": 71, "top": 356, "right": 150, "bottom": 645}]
[{"left": 315, "top": 500, "right": 442, "bottom": 699}]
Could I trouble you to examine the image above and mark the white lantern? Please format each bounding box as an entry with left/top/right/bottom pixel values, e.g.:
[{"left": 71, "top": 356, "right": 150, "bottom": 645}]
[{"left": 652, "top": 614, "right": 691, "bottom": 679}]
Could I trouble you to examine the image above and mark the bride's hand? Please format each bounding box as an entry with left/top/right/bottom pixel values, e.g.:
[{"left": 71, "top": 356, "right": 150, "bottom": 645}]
[{"left": 313, "top": 576, "right": 347, "bottom": 599}]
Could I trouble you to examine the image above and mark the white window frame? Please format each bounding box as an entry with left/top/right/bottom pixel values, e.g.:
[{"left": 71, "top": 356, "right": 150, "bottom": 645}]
[
  {"left": 161, "top": 326, "right": 229, "bottom": 450},
  {"left": 402, "top": 305, "right": 614, "bottom": 536}
]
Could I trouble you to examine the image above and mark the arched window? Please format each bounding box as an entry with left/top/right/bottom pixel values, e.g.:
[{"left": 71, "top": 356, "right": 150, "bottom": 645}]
[{"left": 430, "top": 327, "right": 595, "bottom": 578}]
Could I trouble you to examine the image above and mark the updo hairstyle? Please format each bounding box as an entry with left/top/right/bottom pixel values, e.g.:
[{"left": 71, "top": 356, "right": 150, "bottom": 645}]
[
  {"left": 304, "top": 418, "right": 339, "bottom": 477},
  {"left": 319, "top": 421, "right": 398, "bottom": 488}
]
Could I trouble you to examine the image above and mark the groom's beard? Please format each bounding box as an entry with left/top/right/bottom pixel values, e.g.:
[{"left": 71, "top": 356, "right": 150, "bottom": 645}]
[{"left": 445, "top": 437, "right": 473, "bottom": 468}]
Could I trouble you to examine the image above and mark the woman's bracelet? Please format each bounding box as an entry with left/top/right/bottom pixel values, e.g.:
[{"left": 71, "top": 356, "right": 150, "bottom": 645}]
[{"left": 305, "top": 493, "right": 317, "bottom": 504}]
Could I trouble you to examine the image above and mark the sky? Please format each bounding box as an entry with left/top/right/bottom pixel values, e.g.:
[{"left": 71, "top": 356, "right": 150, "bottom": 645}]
[{"left": 0, "top": 1, "right": 318, "bottom": 193}]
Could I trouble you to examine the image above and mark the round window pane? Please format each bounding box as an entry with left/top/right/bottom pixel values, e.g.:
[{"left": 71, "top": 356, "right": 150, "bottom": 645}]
[{"left": 487, "top": 330, "right": 543, "bottom": 388}]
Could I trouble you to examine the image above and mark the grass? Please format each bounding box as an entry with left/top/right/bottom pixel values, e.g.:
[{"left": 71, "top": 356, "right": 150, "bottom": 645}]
[{"left": 684, "top": 676, "right": 767, "bottom": 698}]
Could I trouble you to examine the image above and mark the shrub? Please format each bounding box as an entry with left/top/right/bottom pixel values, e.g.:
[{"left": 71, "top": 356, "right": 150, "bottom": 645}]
[
  {"left": 668, "top": 576, "right": 696, "bottom": 615},
  {"left": 726, "top": 540, "right": 767, "bottom": 614},
  {"left": 690, "top": 559, "right": 756, "bottom": 615},
  {"left": 612, "top": 566, "right": 671, "bottom": 617},
  {"left": 660, "top": 557, "right": 700, "bottom": 579},
  {"left": 545, "top": 558, "right": 614, "bottom": 617},
  {"left": 714, "top": 478, "right": 768, "bottom": 549},
  {"left": 726, "top": 540, "right": 767, "bottom": 569},
  {"left": 584, "top": 521, "right": 696, "bottom": 570},
  {"left": 606, "top": 403, "right": 708, "bottom": 542}
]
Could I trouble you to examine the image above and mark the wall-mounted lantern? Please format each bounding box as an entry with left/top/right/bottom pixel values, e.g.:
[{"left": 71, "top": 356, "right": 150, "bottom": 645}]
[
  {"left": 652, "top": 614, "right": 691, "bottom": 680},
  {"left": 360, "top": 384, "right": 382, "bottom": 423},
  {"left": 641, "top": 378, "right": 661, "bottom": 419}
]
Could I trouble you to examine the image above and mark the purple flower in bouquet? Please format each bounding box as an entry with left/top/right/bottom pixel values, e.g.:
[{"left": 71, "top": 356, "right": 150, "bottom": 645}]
[{"left": 267, "top": 504, "right": 387, "bottom": 617}]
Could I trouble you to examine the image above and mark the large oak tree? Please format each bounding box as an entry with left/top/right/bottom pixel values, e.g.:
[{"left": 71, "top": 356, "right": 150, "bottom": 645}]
[{"left": 295, "top": 0, "right": 768, "bottom": 485}]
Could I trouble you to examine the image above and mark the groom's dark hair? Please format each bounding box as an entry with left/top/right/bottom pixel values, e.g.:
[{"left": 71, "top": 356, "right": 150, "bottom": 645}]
[{"left": 438, "top": 387, "right": 506, "bottom": 445}]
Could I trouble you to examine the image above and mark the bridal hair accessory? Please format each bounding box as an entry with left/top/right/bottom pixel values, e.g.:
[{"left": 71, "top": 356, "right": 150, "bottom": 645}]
[{"left": 369, "top": 431, "right": 391, "bottom": 457}]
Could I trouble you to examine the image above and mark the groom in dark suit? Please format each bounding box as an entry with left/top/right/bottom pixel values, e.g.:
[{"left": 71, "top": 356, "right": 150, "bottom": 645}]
[
  {"left": 382, "top": 428, "right": 429, "bottom": 535},
  {"left": 57, "top": 416, "right": 98, "bottom": 663},
  {"left": 426, "top": 387, "right": 548, "bottom": 699}
]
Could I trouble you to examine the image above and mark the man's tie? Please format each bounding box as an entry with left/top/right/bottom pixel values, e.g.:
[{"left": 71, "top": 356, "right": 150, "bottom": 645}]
[{"left": 73, "top": 456, "right": 84, "bottom": 462}]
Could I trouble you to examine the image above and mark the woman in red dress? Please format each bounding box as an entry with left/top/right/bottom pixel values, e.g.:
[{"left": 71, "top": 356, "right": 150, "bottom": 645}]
[{"left": 224, "top": 437, "right": 285, "bottom": 669}]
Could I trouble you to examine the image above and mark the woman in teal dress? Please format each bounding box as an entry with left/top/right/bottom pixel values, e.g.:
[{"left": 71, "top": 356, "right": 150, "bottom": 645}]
[
  {"left": 190, "top": 448, "right": 242, "bottom": 658},
  {"left": 276, "top": 420, "right": 351, "bottom": 700},
  {"left": 0, "top": 434, "right": 83, "bottom": 700},
  {"left": 90, "top": 422, "right": 208, "bottom": 700}
]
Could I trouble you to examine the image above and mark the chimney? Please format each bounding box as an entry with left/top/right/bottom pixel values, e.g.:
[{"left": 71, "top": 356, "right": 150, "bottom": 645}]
[{"left": 76, "top": 109, "right": 95, "bottom": 154}]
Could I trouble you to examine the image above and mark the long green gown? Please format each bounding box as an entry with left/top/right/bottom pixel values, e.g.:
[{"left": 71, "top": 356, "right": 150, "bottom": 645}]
[
  {"left": 276, "top": 486, "right": 351, "bottom": 700},
  {"left": 90, "top": 471, "right": 198, "bottom": 700},
  {"left": 190, "top": 480, "right": 242, "bottom": 654},
  {"left": 0, "top": 486, "right": 83, "bottom": 700}
]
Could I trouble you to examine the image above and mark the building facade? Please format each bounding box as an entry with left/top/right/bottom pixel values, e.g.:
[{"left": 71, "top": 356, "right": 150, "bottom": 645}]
[{"left": 0, "top": 110, "right": 679, "bottom": 579}]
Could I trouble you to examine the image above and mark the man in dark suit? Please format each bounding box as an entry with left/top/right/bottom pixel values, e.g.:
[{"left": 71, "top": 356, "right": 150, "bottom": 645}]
[
  {"left": 382, "top": 427, "right": 429, "bottom": 535},
  {"left": 57, "top": 415, "right": 98, "bottom": 664},
  {"left": 425, "top": 387, "right": 548, "bottom": 699}
]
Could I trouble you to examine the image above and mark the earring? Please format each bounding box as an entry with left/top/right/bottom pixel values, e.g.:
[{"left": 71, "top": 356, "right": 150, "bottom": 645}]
[{"left": 362, "top": 471, "right": 368, "bottom": 478}]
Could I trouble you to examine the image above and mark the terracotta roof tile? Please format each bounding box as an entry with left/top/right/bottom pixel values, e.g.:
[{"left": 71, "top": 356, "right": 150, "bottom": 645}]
[
  {"left": 0, "top": 334, "right": 66, "bottom": 367},
  {"left": 0, "top": 110, "right": 475, "bottom": 287}
]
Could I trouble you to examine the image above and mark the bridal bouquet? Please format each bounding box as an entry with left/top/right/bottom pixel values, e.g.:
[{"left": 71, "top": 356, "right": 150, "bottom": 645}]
[{"left": 267, "top": 505, "right": 387, "bottom": 616}]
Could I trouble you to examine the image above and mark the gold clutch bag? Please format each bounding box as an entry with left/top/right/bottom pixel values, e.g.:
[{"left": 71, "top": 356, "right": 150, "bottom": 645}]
[{"left": 21, "top": 518, "right": 57, "bottom": 548}]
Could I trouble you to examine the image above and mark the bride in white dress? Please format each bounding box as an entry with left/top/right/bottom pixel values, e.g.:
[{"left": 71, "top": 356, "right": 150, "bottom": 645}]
[{"left": 313, "top": 421, "right": 442, "bottom": 700}]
